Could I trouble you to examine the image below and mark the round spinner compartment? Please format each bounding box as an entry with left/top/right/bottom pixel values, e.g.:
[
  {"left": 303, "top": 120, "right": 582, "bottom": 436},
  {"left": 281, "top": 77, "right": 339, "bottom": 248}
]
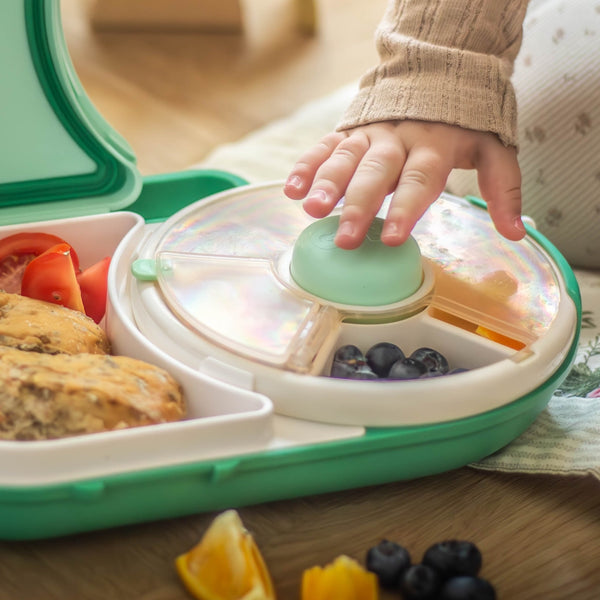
[{"left": 126, "top": 181, "right": 579, "bottom": 427}]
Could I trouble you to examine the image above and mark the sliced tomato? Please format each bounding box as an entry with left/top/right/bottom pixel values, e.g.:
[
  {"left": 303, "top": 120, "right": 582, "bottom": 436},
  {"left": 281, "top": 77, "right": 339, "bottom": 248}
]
[
  {"left": 21, "top": 243, "right": 85, "bottom": 313},
  {"left": 77, "top": 256, "right": 111, "bottom": 323},
  {"left": 0, "top": 232, "right": 80, "bottom": 293},
  {"left": 0, "top": 232, "right": 80, "bottom": 270}
]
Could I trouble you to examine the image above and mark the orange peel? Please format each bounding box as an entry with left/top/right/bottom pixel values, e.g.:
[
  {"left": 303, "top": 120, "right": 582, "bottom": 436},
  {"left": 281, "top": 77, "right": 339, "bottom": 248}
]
[{"left": 176, "top": 510, "right": 276, "bottom": 600}]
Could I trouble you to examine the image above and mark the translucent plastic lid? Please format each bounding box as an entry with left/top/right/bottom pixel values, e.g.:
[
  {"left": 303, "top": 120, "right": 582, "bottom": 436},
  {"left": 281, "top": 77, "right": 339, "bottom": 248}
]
[{"left": 131, "top": 183, "right": 564, "bottom": 373}]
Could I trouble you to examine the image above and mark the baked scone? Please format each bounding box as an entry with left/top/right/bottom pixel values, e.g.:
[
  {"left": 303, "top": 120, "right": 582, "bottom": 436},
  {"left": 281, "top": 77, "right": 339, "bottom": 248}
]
[
  {"left": 0, "top": 291, "right": 110, "bottom": 355},
  {"left": 0, "top": 347, "right": 185, "bottom": 440}
]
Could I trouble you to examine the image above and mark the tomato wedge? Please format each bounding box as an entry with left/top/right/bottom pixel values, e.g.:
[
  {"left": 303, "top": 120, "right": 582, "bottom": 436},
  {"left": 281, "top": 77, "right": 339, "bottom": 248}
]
[
  {"left": 21, "top": 243, "right": 85, "bottom": 313},
  {"left": 0, "top": 232, "right": 80, "bottom": 294},
  {"left": 77, "top": 256, "right": 111, "bottom": 323}
]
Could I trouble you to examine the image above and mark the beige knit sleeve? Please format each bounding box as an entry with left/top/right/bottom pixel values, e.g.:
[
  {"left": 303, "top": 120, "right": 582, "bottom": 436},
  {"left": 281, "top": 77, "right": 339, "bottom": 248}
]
[{"left": 337, "top": 0, "right": 530, "bottom": 147}]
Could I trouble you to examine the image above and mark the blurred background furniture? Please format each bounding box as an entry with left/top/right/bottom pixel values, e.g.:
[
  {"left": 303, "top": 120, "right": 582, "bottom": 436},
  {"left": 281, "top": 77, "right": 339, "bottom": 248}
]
[{"left": 90, "top": 0, "right": 317, "bottom": 34}]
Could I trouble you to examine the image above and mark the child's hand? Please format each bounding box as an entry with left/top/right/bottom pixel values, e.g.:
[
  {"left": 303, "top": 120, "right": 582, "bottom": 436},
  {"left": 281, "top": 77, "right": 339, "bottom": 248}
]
[{"left": 284, "top": 120, "right": 525, "bottom": 249}]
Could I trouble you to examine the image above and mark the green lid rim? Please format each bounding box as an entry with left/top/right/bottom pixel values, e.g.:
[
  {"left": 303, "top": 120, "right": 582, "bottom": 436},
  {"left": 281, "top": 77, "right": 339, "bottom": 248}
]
[{"left": 0, "top": 0, "right": 128, "bottom": 207}]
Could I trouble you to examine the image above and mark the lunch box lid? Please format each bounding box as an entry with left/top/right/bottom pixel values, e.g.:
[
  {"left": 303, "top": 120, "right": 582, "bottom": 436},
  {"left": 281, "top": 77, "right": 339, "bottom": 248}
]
[{"left": 0, "top": 0, "right": 141, "bottom": 225}]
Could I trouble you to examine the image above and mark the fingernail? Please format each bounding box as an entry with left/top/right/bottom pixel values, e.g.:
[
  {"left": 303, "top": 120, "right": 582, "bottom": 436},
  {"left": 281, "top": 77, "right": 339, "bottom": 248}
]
[
  {"left": 306, "top": 189, "right": 329, "bottom": 205},
  {"left": 383, "top": 221, "right": 399, "bottom": 237},
  {"left": 514, "top": 217, "right": 526, "bottom": 233},
  {"left": 337, "top": 220, "right": 355, "bottom": 238},
  {"left": 381, "top": 221, "right": 407, "bottom": 246},
  {"left": 286, "top": 175, "right": 302, "bottom": 189}
]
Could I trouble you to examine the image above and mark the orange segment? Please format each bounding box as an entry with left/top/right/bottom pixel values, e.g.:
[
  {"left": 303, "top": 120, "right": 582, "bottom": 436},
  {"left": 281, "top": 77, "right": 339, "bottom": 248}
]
[
  {"left": 176, "top": 510, "right": 276, "bottom": 600},
  {"left": 301, "top": 555, "right": 378, "bottom": 600},
  {"left": 475, "top": 325, "right": 526, "bottom": 350}
]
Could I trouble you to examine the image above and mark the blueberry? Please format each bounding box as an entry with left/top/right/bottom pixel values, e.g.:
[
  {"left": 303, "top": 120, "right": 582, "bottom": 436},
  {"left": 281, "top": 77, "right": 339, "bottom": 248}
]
[
  {"left": 330, "top": 360, "right": 357, "bottom": 378},
  {"left": 365, "top": 539, "right": 411, "bottom": 589},
  {"left": 333, "top": 344, "right": 366, "bottom": 365},
  {"left": 422, "top": 540, "right": 482, "bottom": 580},
  {"left": 330, "top": 361, "right": 377, "bottom": 379},
  {"left": 410, "top": 347, "right": 450, "bottom": 375},
  {"left": 365, "top": 342, "right": 405, "bottom": 377},
  {"left": 387, "top": 357, "right": 427, "bottom": 380},
  {"left": 399, "top": 564, "right": 441, "bottom": 600},
  {"left": 330, "top": 345, "right": 374, "bottom": 379},
  {"left": 440, "top": 576, "right": 496, "bottom": 600}
]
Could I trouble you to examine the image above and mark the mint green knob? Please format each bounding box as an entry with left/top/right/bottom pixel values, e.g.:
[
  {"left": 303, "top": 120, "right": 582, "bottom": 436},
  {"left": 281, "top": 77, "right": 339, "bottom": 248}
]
[{"left": 290, "top": 216, "right": 423, "bottom": 306}]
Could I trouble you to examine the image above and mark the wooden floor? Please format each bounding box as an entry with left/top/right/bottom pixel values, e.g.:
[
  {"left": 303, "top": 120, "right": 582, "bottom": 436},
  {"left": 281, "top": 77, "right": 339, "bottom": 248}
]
[
  {"left": 1, "top": 2, "right": 600, "bottom": 599},
  {"left": 60, "top": 0, "right": 386, "bottom": 175}
]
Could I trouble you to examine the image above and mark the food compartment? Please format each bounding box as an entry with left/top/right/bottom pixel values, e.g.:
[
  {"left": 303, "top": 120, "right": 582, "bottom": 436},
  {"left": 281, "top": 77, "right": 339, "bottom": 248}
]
[
  {"left": 328, "top": 310, "right": 515, "bottom": 379},
  {"left": 258, "top": 310, "right": 525, "bottom": 428},
  {"left": 0, "top": 211, "right": 142, "bottom": 271}
]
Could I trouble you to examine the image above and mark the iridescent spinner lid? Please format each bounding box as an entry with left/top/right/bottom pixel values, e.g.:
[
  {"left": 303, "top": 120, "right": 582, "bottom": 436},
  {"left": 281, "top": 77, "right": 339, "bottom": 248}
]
[{"left": 131, "top": 182, "right": 563, "bottom": 375}]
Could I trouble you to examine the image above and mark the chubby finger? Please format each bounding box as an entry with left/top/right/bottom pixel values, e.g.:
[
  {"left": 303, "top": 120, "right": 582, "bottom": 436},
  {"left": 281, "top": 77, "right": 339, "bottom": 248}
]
[
  {"left": 381, "top": 148, "right": 452, "bottom": 246},
  {"left": 284, "top": 131, "right": 348, "bottom": 200},
  {"left": 476, "top": 144, "right": 525, "bottom": 241},
  {"left": 334, "top": 140, "right": 407, "bottom": 249},
  {"left": 301, "top": 131, "right": 372, "bottom": 220}
]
